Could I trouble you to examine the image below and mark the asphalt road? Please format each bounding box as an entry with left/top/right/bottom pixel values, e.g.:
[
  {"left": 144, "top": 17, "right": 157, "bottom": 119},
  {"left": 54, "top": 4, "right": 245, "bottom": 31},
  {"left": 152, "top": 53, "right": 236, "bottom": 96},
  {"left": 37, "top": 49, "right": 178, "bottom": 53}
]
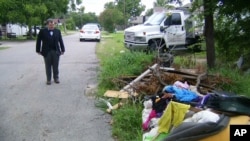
[{"left": 0, "top": 34, "right": 114, "bottom": 141}]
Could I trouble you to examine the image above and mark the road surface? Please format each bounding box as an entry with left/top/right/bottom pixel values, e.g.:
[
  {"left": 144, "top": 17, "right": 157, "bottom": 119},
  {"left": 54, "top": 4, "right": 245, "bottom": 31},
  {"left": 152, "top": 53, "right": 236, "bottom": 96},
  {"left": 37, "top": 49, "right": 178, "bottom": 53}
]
[{"left": 0, "top": 34, "right": 114, "bottom": 141}]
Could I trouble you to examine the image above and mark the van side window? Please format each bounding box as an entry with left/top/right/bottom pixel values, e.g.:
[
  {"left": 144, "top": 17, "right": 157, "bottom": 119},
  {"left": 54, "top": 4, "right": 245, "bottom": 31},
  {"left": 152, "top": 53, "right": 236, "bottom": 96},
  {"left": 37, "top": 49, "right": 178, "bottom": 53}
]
[
  {"left": 164, "top": 16, "right": 171, "bottom": 26},
  {"left": 171, "top": 13, "right": 181, "bottom": 25}
]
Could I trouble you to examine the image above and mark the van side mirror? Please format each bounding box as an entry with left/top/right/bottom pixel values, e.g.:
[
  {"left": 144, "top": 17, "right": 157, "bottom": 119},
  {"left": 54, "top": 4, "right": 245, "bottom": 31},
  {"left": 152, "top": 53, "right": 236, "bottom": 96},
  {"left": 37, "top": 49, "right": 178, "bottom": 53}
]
[{"left": 160, "top": 26, "right": 169, "bottom": 32}]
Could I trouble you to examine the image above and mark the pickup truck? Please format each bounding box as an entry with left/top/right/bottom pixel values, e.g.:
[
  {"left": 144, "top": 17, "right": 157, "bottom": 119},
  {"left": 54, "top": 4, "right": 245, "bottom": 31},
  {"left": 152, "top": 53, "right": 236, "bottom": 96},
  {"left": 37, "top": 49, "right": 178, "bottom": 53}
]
[{"left": 124, "top": 9, "right": 203, "bottom": 52}]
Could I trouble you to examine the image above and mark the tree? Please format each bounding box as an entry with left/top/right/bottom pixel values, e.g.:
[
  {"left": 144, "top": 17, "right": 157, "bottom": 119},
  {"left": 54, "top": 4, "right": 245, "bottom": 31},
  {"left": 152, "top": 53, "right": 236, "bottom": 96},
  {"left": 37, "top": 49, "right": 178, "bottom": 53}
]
[
  {"left": 0, "top": 0, "right": 25, "bottom": 24},
  {"left": 203, "top": 0, "right": 216, "bottom": 68},
  {"left": 154, "top": 0, "right": 167, "bottom": 7},
  {"left": 145, "top": 9, "right": 154, "bottom": 16},
  {"left": 69, "top": 0, "right": 82, "bottom": 11},
  {"left": 115, "top": 0, "right": 145, "bottom": 27},
  {"left": 192, "top": 0, "right": 250, "bottom": 68},
  {"left": 99, "top": 9, "right": 123, "bottom": 33},
  {"left": 215, "top": 0, "right": 250, "bottom": 65},
  {"left": 104, "top": 2, "right": 116, "bottom": 9},
  {"left": 0, "top": 0, "right": 81, "bottom": 37}
]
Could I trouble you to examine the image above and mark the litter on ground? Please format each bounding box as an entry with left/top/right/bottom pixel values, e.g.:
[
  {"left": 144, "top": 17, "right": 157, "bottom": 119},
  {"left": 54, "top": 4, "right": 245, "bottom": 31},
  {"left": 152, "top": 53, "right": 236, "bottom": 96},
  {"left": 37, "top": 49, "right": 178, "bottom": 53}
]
[{"left": 102, "top": 63, "right": 250, "bottom": 141}]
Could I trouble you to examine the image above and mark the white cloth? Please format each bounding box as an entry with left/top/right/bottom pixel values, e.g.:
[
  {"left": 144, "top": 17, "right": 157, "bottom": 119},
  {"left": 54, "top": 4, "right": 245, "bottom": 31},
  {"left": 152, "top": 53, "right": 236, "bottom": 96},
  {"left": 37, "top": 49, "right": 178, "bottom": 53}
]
[
  {"left": 142, "top": 100, "right": 153, "bottom": 123},
  {"left": 183, "top": 109, "right": 220, "bottom": 123}
]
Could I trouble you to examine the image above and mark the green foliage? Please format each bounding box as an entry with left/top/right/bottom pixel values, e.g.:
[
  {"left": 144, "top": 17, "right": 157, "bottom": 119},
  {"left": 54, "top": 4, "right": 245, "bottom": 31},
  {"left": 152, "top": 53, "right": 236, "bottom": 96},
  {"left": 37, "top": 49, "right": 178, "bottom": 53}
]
[
  {"left": 115, "top": 0, "right": 145, "bottom": 17},
  {"left": 96, "top": 30, "right": 250, "bottom": 141},
  {"left": 68, "top": 0, "right": 82, "bottom": 11},
  {"left": 0, "top": 0, "right": 79, "bottom": 30},
  {"left": 154, "top": 0, "right": 166, "bottom": 7},
  {"left": 112, "top": 102, "right": 143, "bottom": 141},
  {"left": 96, "top": 32, "right": 153, "bottom": 140},
  {"left": 96, "top": 33, "right": 153, "bottom": 92},
  {"left": 107, "top": 0, "right": 145, "bottom": 26},
  {"left": 98, "top": 51, "right": 153, "bottom": 91},
  {"left": 96, "top": 22, "right": 250, "bottom": 141},
  {"left": 145, "top": 9, "right": 154, "bottom": 16},
  {"left": 65, "top": 17, "right": 76, "bottom": 30},
  {"left": 209, "top": 67, "right": 250, "bottom": 97},
  {"left": 0, "top": 47, "right": 10, "bottom": 50},
  {"left": 66, "top": 12, "right": 99, "bottom": 29},
  {"left": 215, "top": 0, "right": 250, "bottom": 62},
  {"left": 99, "top": 9, "right": 123, "bottom": 33},
  {"left": 81, "top": 12, "right": 99, "bottom": 25}
]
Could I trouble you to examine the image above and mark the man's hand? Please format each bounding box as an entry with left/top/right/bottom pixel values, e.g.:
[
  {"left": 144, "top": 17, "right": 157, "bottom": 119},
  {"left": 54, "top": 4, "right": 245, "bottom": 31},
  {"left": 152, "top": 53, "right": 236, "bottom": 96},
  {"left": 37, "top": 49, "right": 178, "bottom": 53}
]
[
  {"left": 61, "top": 52, "right": 64, "bottom": 55},
  {"left": 37, "top": 52, "right": 42, "bottom": 55}
]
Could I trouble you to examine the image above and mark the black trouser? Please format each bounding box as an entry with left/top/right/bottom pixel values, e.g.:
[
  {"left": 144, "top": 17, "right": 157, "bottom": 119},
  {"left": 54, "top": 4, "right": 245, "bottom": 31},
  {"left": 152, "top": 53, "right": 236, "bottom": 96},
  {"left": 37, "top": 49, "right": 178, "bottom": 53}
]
[{"left": 44, "top": 50, "right": 60, "bottom": 81}]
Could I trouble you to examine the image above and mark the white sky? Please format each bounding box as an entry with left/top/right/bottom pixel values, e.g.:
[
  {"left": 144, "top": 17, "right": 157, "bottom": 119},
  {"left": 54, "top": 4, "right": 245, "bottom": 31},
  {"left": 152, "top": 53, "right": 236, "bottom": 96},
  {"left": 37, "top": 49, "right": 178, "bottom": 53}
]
[{"left": 81, "top": 0, "right": 156, "bottom": 15}]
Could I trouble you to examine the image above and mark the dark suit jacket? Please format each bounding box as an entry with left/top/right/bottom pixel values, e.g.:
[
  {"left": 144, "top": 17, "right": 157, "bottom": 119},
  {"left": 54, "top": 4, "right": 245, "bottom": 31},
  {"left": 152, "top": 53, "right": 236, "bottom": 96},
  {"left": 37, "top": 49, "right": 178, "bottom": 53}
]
[{"left": 36, "top": 28, "right": 65, "bottom": 57}]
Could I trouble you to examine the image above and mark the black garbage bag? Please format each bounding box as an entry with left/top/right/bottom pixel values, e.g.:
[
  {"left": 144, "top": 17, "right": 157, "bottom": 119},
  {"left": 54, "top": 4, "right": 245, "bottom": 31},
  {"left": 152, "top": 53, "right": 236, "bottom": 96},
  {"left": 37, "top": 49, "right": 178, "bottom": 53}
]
[
  {"left": 204, "top": 91, "right": 250, "bottom": 116},
  {"left": 163, "top": 114, "right": 230, "bottom": 141}
]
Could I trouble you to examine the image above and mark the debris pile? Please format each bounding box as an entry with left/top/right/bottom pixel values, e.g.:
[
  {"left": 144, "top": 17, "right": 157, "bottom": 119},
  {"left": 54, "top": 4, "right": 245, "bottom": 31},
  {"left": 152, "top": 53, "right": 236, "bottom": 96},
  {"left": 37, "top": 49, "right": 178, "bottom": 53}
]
[{"left": 102, "top": 63, "right": 250, "bottom": 141}]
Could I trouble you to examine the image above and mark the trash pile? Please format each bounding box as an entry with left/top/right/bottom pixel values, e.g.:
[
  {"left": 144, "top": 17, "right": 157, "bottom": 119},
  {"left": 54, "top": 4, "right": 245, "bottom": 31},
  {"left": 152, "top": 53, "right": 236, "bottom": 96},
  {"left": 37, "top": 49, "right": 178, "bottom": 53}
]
[{"left": 103, "top": 63, "right": 250, "bottom": 141}]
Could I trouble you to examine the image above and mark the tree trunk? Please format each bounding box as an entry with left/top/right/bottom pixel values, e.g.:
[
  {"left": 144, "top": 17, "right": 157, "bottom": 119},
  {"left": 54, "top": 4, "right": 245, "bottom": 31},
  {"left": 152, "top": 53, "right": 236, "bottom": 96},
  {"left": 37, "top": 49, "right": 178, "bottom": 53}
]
[{"left": 204, "top": 0, "right": 215, "bottom": 68}]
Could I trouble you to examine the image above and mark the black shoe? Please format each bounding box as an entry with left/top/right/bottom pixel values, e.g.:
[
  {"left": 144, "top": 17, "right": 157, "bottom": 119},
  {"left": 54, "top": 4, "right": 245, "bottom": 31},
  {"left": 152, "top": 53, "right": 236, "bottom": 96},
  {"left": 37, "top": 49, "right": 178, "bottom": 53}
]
[
  {"left": 47, "top": 81, "right": 51, "bottom": 85},
  {"left": 54, "top": 79, "right": 60, "bottom": 84}
]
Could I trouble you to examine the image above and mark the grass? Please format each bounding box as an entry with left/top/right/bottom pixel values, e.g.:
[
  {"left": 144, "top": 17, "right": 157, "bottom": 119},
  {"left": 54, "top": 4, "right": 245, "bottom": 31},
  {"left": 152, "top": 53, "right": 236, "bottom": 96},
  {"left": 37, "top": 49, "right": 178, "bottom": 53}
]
[
  {"left": 96, "top": 32, "right": 154, "bottom": 96},
  {"left": 0, "top": 35, "right": 28, "bottom": 41},
  {"left": 0, "top": 46, "right": 10, "bottom": 50},
  {"left": 96, "top": 32, "right": 154, "bottom": 141},
  {"left": 95, "top": 32, "right": 250, "bottom": 141},
  {"left": 208, "top": 67, "right": 250, "bottom": 96}
]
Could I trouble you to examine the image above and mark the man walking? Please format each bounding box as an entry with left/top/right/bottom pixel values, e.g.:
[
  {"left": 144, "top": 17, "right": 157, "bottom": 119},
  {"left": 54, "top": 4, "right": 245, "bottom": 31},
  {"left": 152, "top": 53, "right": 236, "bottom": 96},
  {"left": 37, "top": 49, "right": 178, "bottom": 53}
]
[{"left": 36, "top": 19, "right": 65, "bottom": 85}]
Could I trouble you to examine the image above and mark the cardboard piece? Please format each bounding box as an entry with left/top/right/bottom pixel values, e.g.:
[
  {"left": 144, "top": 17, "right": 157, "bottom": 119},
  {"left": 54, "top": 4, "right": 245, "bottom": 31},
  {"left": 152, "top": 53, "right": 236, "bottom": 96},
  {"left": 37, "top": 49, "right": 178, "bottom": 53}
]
[{"left": 104, "top": 90, "right": 129, "bottom": 99}]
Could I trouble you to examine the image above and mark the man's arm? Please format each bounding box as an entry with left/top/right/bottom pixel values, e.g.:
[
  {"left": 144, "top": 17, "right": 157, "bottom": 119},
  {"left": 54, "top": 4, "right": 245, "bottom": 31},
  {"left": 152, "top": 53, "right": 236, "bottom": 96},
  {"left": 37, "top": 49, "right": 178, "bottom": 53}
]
[
  {"left": 58, "top": 30, "right": 65, "bottom": 54},
  {"left": 36, "top": 29, "right": 42, "bottom": 54}
]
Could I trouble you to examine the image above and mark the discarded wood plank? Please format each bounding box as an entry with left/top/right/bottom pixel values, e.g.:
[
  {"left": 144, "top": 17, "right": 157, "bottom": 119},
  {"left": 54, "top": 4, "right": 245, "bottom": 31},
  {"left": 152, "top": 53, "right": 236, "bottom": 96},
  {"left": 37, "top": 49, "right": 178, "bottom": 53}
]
[
  {"left": 160, "top": 68, "right": 198, "bottom": 77},
  {"left": 104, "top": 90, "right": 129, "bottom": 99},
  {"left": 121, "top": 63, "right": 158, "bottom": 92},
  {"left": 106, "top": 102, "right": 123, "bottom": 113}
]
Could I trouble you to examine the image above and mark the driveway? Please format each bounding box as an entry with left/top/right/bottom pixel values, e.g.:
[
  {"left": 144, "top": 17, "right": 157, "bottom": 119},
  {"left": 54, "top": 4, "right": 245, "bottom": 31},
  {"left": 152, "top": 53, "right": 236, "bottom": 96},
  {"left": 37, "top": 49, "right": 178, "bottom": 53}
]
[{"left": 0, "top": 34, "right": 114, "bottom": 141}]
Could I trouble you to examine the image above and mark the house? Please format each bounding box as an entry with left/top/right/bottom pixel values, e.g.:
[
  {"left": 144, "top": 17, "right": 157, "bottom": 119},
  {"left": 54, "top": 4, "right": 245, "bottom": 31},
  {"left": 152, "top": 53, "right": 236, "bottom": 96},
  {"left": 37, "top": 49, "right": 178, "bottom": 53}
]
[{"left": 0, "top": 24, "right": 28, "bottom": 38}]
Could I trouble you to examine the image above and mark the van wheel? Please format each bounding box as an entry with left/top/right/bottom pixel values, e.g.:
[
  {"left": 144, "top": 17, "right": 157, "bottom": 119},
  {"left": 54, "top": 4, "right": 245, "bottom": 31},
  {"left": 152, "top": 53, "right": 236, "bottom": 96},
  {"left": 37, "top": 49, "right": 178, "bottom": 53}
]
[
  {"left": 147, "top": 41, "right": 158, "bottom": 53},
  {"left": 148, "top": 40, "right": 167, "bottom": 54}
]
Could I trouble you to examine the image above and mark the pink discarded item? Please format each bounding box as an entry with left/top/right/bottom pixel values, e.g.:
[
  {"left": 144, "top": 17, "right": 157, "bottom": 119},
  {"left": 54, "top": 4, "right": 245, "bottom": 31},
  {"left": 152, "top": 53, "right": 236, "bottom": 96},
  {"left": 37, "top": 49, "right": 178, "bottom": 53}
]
[
  {"left": 173, "top": 81, "right": 189, "bottom": 89},
  {"left": 142, "top": 110, "right": 157, "bottom": 131}
]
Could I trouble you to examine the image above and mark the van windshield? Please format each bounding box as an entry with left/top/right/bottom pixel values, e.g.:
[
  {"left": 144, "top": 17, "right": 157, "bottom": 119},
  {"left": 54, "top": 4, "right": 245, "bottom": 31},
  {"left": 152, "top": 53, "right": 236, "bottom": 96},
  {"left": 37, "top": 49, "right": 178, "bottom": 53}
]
[{"left": 144, "top": 12, "right": 166, "bottom": 25}]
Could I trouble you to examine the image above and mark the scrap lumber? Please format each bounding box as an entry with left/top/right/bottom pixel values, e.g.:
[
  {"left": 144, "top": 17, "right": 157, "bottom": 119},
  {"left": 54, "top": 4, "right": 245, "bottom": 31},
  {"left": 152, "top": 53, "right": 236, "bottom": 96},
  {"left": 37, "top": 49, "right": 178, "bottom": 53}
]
[
  {"left": 160, "top": 68, "right": 198, "bottom": 77},
  {"left": 99, "top": 97, "right": 124, "bottom": 114},
  {"left": 103, "top": 64, "right": 159, "bottom": 113},
  {"left": 121, "top": 63, "right": 158, "bottom": 92},
  {"left": 106, "top": 102, "right": 123, "bottom": 114},
  {"left": 103, "top": 90, "right": 138, "bottom": 114},
  {"left": 104, "top": 90, "right": 130, "bottom": 99}
]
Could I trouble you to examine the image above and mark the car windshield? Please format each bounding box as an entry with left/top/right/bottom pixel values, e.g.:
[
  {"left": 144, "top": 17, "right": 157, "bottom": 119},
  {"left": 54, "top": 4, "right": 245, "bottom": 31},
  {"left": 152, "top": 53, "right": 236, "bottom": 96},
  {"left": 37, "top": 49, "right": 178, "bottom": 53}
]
[
  {"left": 144, "top": 12, "right": 166, "bottom": 25},
  {"left": 85, "top": 23, "right": 101, "bottom": 30},
  {"left": 83, "top": 25, "right": 98, "bottom": 30}
]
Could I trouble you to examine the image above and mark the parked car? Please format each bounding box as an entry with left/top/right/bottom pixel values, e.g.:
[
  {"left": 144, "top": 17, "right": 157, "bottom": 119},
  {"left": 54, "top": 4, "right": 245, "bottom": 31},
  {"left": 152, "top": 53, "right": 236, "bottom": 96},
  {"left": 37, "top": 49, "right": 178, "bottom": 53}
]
[
  {"left": 84, "top": 23, "right": 102, "bottom": 30},
  {"left": 79, "top": 24, "right": 101, "bottom": 42},
  {"left": 31, "top": 27, "right": 40, "bottom": 36}
]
